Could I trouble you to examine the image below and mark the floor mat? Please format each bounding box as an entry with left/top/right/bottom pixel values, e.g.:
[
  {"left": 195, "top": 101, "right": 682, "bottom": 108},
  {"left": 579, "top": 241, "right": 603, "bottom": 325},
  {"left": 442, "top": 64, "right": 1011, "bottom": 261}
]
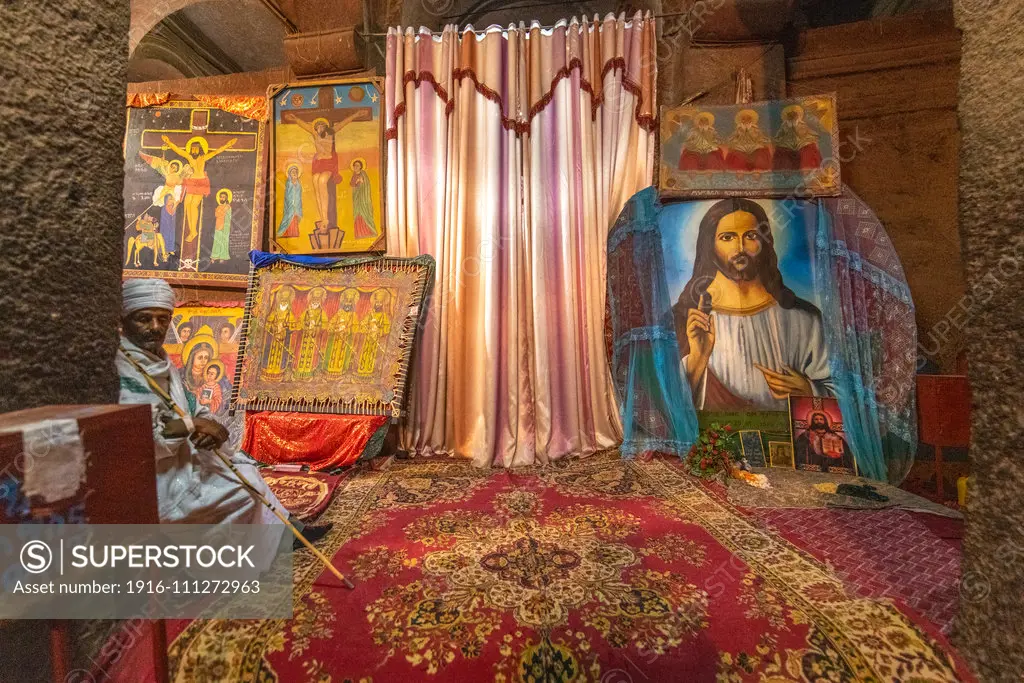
[
  {"left": 262, "top": 470, "right": 345, "bottom": 522},
  {"left": 141, "top": 454, "right": 974, "bottom": 682},
  {"left": 738, "top": 506, "right": 963, "bottom": 635}
]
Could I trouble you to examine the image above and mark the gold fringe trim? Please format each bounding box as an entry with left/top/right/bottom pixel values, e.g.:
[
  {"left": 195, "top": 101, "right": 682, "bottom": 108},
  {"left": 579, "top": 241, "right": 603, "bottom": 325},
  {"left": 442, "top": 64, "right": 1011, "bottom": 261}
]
[{"left": 126, "top": 93, "right": 269, "bottom": 122}]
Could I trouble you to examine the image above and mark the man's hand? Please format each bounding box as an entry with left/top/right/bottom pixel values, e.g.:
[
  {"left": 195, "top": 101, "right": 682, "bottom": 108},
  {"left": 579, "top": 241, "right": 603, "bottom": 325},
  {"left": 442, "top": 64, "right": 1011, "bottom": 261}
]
[
  {"left": 190, "top": 417, "right": 229, "bottom": 451},
  {"left": 754, "top": 363, "right": 813, "bottom": 399}
]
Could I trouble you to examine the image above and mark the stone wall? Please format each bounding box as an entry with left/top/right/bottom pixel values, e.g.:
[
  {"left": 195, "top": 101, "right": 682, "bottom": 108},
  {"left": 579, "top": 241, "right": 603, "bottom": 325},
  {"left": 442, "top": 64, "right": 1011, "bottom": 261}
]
[
  {"left": 953, "top": 1, "right": 1024, "bottom": 679},
  {"left": 788, "top": 11, "right": 965, "bottom": 372},
  {"left": 0, "top": 1, "right": 129, "bottom": 413}
]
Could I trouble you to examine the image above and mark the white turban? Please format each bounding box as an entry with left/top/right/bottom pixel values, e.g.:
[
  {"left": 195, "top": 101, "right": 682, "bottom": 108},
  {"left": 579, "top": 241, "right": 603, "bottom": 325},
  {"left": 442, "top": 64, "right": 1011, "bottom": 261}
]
[{"left": 122, "top": 278, "right": 176, "bottom": 316}]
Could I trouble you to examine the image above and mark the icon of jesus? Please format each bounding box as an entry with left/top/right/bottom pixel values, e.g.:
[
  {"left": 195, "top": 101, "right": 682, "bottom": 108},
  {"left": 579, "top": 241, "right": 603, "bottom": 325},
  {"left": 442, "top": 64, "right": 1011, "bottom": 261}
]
[
  {"left": 161, "top": 135, "right": 238, "bottom": 242},
  {"left": 672, "top": 198, "right": 834, "bottom": 411}
]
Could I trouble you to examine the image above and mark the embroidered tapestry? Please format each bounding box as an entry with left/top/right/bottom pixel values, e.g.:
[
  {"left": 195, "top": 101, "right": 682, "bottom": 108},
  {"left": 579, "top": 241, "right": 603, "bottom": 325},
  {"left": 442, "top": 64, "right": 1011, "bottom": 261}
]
[
  {"left": 123, "top": 99, "right": 266, "bottom": 286},
  {"left": 164, "top": 304, "right": 246, "bottom": 449},
  {"left": 659, "top": 94, "right": 840, "bottom": 199},
  {"left": 232, "top": 251, "right": 434, "bottom": 416},
  {"left": 269, "top": 78, "right": 386, "bottom": 254}
]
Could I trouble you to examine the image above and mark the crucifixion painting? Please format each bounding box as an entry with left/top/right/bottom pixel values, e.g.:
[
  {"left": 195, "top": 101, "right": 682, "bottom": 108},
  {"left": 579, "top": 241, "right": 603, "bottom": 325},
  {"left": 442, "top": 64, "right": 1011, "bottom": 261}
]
[
  {"left": 123, "top": 100, "right": 266, "bottom": 286},
  {"left": 270, "top": 78, "right": 385, "bottom": 254}
]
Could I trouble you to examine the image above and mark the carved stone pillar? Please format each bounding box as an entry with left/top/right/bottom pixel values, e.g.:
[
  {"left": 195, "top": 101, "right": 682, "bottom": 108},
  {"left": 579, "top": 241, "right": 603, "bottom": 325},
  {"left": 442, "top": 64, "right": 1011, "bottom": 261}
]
[{"left": 0, "top": 1, "right": 128, "bottom": 411}]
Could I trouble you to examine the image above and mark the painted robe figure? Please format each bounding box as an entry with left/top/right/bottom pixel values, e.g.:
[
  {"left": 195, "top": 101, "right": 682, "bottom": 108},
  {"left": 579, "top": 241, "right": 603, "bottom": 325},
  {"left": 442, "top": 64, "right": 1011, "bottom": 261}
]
[
  {"left": 294, "top": 287, "right": 328, "bottom": 378},
  {"left": 674, "top": 199, "right": 833, "bottom": 412},
  {"left": 325, "top": 289, "right": 358, "bottom": 377},
  {"left": 349, "top": 160, "right": 378, "bottom": 239},
  {"left": 261, "top": 285, "right": 299, "bottom": 380},
  {"left": 773, "top": 105, "right": 822, "bottom": 171},
  {"left": 278, "top": 164, "right": 302, "bottom": 239},
  {"left": 794, "top": 411, "right": 855, "bottom": 473},
  {"left": 679, "top": 112, "right": 727, "bottom": 171},
  {"left": 183, "top": 339, "right": 216, "bottom": 394},
  {"left": 159, "top": 195, "right": 178, "bottom": 258},
  {"left": 357, "top": 291, "right": 391, "bottom": 376},
  {"left": 725, "top": 109, "right": 773, "bottom": 172},
  {"left": 211, "top": 189, "right": 232, "bottom": 263},
  {"left": 197, "top": 363, "right": 225, "bottom": 414}
]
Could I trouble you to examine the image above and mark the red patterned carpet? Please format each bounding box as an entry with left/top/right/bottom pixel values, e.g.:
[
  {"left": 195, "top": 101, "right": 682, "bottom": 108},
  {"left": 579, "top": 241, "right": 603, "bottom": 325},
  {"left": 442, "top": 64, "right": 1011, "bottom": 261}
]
[{"left": 103, "top": 455, "right": 973, "bottom": 682}]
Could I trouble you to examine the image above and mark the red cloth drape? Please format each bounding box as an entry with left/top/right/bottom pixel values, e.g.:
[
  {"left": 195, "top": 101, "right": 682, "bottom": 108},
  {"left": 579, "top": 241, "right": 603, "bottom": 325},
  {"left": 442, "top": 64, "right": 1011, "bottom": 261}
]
[{"left": 243, "top": 412, "right": 387, "bottom": 470}]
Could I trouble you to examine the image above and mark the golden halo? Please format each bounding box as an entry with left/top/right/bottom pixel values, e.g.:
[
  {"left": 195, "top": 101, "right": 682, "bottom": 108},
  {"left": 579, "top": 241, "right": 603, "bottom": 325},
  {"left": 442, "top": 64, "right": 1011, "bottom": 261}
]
[
  {"left": 286, "top": 162, "right": 302, "bottom": 178},
  {"left": 350, "top": 157, "right": 367, "bottom": 170},
  {"left": 371, "top": 289, "right": 390, "bottom": 304},
  {"left": 782, "top": 104, "right": 804, "bottom": 120},
  {"left": 182, "top": 327, "right": 219, "bottom": 366},
  {"left": 312, "top": 117, "right": 330, "bottom": 128},
  {"left": 695, "top": 112, "right": 715, "bottom": 125},
  {"left": 216, "top": 188, "right": 233, "bottom": 203},
  {"left": 185, "top": 136, "right": 209, "bottom": 155},
  {"left": 736, "top": 109, "right": 758, "bottom": 124},
  {"left": 168, "top": 159, "right": 182, "bottom": 172},
  {"left": 309, "top": 286, "right": 327, "bottom": 301},
  {"left": 203, "top": 359, "right": 226, "bottom": 380},
  {"left": 274, "top": 285, "right": 296, "bottom": 303}
]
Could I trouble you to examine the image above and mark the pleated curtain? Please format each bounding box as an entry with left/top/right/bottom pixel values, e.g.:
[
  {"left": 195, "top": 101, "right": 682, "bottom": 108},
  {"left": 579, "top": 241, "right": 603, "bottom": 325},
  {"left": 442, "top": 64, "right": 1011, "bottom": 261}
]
[{"left": 384, "top": 13, "right": 657, "bottom": 466}]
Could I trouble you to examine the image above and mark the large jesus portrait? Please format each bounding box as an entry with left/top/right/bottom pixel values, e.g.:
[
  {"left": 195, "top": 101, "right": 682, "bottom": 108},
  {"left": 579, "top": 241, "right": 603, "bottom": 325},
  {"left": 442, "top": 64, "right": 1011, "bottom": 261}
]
[{"left": 667, "top": 198, "right": 834, "bottom": 411}]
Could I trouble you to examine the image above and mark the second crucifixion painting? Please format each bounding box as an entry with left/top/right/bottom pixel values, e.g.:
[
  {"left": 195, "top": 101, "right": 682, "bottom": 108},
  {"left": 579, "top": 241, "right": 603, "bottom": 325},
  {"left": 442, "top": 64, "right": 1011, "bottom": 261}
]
[{"left": 269, "top": 78, "right": 385, "bottom": 255}]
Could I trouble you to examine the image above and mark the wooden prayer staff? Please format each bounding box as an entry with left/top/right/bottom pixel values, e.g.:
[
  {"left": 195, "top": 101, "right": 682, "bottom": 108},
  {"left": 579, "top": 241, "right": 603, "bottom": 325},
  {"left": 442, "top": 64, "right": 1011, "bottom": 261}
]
[{"left": 119, "top": 346, "right": 355, "bottom": 589}]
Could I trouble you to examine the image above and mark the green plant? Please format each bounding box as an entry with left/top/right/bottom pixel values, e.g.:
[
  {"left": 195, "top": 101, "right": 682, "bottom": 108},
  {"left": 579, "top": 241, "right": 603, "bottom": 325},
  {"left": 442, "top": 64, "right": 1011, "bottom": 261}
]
[{"left": 686, "top": 422, "right": 741, "bottom": 478}]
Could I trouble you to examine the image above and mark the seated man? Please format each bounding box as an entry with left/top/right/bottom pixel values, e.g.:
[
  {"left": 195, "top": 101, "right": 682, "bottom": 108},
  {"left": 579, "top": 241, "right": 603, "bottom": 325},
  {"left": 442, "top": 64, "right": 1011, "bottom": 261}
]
[{"left": 116, "top": 278, "right": 330, "bottom": 548}]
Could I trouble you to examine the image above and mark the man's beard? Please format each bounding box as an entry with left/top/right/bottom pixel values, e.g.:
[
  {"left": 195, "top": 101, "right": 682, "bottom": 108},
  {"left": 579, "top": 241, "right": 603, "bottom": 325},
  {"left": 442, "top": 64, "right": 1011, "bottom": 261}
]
[{"left": 716, "top": 253, "right": 760, "bottom": 282}]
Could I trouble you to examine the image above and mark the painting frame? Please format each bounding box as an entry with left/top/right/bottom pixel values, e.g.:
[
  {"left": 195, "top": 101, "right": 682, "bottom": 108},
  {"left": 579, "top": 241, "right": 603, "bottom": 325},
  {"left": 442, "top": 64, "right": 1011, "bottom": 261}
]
[
  {"left": 739, "top": 429, "right": 767, "bottom": 468},
  {"left": 267, "top": 76, "right": 387, "bottom": 256},
  {"left": 658, "top": 93, "right": 841, "bottom": 199},
  {"left": 122, "top": 97, "right": 267, "bottom": 288},
  {"left": 768, "top": 441, "right": 795, "bottom": 469}
]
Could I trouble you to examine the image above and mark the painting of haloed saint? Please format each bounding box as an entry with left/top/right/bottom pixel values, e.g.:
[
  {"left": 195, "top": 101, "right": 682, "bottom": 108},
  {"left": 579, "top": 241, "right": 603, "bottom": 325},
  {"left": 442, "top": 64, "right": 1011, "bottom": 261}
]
[
  {"left": 789, "top": 395, "right": 857, "bottom": 475},
  {"left": 164, "top": 305, "right": 246, "bottom": 450},
  {"left": 662, "top": 198, "right": 835, "bottom": 420},
  {"left": 123, "top": 101, "right": 265, "bottom": 286},
  {"left": 269, "top": 78, "right": 385, "bottom": 255}
]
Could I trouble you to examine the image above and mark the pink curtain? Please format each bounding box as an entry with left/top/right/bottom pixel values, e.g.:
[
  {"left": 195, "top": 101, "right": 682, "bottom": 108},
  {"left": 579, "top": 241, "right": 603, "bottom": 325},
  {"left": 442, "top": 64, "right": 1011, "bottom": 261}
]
[{"left": 385, "top": 14, "right": 657, "bottom": 467}]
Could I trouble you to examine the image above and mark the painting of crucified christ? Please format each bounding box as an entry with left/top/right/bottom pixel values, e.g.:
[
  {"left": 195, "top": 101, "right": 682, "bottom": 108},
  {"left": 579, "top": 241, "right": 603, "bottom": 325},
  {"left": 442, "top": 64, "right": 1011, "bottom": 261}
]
[{"left": 269, "top": 78, "right": 385, "bottom": 255}]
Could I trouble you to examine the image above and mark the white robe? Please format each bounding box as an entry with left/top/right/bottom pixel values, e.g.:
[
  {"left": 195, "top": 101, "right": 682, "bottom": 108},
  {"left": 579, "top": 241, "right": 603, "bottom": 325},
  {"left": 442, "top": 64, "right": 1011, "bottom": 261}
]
[
  {"left": 684, "top": 303, "right": 833, "bottom": 411},
  {"left": 116, "top": 338, "right": 286, "bottom": 548}
]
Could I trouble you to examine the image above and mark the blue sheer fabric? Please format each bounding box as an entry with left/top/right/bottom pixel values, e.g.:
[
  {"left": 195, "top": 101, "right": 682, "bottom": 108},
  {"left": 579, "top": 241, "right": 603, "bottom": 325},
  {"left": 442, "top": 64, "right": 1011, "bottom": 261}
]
[
  {"left": 606, "top": 188, "right": 699, "bottom": 459},
  {"left": 816, "top": 189, "right": 917, "bottom": 483},
  {"left": 607, "top": 187, "right": 917, "bottom": 483}
]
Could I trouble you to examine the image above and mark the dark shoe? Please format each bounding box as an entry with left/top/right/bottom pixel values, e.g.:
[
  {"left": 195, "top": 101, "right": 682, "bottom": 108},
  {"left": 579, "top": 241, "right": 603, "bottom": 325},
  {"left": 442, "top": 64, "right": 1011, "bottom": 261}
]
[{"left": 293, "top": 522, "right": 333, "bottom": 550}]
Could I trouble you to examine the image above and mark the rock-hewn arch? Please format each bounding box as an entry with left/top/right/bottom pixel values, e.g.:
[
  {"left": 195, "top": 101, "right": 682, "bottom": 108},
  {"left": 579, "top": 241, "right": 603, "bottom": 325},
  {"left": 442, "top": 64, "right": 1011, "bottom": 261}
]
[{"left": 129, "top": 0, "right": 286, "bottom": 82}]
